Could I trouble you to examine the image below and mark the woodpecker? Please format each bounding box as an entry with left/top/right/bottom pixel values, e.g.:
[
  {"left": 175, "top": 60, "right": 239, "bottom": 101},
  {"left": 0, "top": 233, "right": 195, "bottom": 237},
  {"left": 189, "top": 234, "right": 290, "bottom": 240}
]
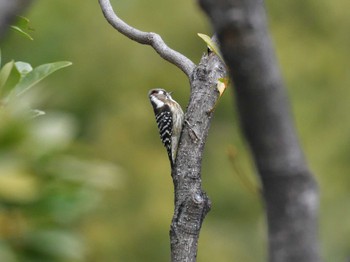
[{"left": 148, "top": 88, "right": 184, "bottom": 167}]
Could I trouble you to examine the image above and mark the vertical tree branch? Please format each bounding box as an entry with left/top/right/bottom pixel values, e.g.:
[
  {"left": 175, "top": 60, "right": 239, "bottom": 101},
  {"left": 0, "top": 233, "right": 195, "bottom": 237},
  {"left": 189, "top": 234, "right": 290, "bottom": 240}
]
[
  {"left": 171, "top": 51, "right": 226, "bottom": 261},
  {"left": 98, "top": 1, "right": 226, "bottom": 261},
  {"left": 199, "top": 0, "right": 320, "bottom": 262}
]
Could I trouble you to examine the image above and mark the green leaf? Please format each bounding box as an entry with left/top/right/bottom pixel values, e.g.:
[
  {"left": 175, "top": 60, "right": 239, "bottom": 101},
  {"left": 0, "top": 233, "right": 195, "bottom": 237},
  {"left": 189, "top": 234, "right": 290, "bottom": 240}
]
[
  {"left": 13, "top": 61, "right": 72, "bottom": 96},
  {"left": 0, "top": 48, "right": 2, "bottom": 67},
  {"left": 197, "top": 33, "right": 224, "bottom": 62},
  {"left": 26, "top": 230, "right": 84, "bottom": 260},
  {"left": 15, "top": 61, "right": 33, "bottom": 77},
  {"left": 10, "top": 16, "right": 34, "bottom": 40},
  {"left": 1, "top": 64, "right": 21, "bottom": 96},
  {"left": 0, "top": 170, "right": 39, "bottom": 204},
  {"left": 0, "top": 60, "right": 15, "bottom": 94},
  {"left": 10, "top": 26, "right": 34, "bottom": 41},
  {"left": 14, "top": 16, "right": 31, "bottom": 29}
]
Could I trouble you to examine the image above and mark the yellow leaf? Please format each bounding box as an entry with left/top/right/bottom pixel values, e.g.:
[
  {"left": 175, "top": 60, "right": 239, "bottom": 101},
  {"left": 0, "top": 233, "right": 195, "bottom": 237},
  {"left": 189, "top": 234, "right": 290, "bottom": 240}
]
[
  {"left": 197, "top": 33, "right": 224, "bottom": 62},
  {"left": 0, "top": 168, "right": 39, "bottom": 203},
  {"left": 217, "top": 77, "right": 229, "bottom": 97}
]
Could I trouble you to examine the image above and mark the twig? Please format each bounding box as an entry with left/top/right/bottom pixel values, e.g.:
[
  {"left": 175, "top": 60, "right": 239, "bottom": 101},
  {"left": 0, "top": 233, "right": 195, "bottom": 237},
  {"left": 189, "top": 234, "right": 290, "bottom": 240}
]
[
  {"left": 98, "top": 0, "right": 196, "bottom": 79},
  {"left": 227, "top": 146, "right": 260, "bottom": 197}
]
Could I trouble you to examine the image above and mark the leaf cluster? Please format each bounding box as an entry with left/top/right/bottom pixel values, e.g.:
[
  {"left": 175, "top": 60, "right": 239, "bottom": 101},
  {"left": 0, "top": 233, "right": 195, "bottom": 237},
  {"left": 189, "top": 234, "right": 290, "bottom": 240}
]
[{"left": 0, "top": 50, "right": 120, "bottom": 261}]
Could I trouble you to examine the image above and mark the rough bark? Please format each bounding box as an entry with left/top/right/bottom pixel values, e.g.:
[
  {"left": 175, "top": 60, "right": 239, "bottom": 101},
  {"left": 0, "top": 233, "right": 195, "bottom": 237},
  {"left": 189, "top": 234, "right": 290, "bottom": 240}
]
[
  {"left": 170, "top": 51, "right": 226, "bottom": 261},
  {"left": 199, "top": 1, "right": 321, "bottom": 262},
  {"left": 0, "top": 0, "right": 33, "bottom": 40},
  {"left": 98, "top": 1, "right": 227, "bottom": 261}
]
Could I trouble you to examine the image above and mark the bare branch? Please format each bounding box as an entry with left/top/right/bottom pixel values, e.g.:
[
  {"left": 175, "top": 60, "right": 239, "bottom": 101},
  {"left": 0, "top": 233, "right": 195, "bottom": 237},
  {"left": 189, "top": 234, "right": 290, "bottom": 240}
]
[
  {"left": 98, "top": 0, "right": 196, "bottom": 79},
  {"left": 98, "top": 1, "right": 228, "bottom": 260}
]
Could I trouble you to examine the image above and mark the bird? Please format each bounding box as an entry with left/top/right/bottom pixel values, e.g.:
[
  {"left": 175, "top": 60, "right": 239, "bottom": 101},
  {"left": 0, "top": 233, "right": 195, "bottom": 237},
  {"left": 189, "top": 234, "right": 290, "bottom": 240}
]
[{"left": 148, "top": 88, "right": 184, "bottom": 168}]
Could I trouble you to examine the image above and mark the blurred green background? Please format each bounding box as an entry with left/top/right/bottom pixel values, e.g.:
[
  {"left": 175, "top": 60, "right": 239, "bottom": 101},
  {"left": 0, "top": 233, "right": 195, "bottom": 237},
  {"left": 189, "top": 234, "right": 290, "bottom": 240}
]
[{"left": 0, "top": 0, "right": 349, "bottom": 261}]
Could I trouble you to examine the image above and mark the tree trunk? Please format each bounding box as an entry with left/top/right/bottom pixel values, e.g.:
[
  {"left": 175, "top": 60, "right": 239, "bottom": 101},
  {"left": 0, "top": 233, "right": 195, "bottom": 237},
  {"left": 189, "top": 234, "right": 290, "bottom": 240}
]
[{"left": 199, "top": 1, "right": 321, "bottom": 261}]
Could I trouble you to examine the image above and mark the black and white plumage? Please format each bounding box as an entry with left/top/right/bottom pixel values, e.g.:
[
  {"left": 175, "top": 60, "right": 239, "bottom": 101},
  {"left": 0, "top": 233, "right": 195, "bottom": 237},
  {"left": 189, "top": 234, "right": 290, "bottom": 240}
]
[{"left": 148, "top": 88, "right": 184, "bottom": 167}]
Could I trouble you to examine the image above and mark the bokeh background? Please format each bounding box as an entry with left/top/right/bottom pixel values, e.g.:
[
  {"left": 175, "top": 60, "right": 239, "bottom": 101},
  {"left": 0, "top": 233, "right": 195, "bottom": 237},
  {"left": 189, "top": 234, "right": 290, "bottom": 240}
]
[{"left": 1, "top": 0, "right": 349, "bottom": 261}]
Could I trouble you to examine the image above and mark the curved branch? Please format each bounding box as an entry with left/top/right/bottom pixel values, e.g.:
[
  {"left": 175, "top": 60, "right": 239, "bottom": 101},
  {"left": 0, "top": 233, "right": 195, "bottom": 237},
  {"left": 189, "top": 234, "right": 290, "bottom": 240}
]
[
  {"left": 98, "top": 0, "right": 196, "bottom": 79},
  {"left": 99, "top": 1, "right": 227, "bottom": 260}
]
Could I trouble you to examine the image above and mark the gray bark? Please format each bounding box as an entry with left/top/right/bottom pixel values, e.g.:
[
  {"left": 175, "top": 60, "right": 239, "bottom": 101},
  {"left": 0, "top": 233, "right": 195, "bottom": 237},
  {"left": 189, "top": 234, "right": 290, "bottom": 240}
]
[
  {"left": 171, "top": 51, "right": 226, "bottom": 261},
  {"left": 98, "top": 0, "right": 195, "bottom": 78},
  {"left": 98, "top": 1, "right": 227, "bottom": 260},
  {"left": 199, "top": 0, "right": 321, "bottom": 262},
  {"left": 0, "top": 0, "right": 33, "bottom": 40}
]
